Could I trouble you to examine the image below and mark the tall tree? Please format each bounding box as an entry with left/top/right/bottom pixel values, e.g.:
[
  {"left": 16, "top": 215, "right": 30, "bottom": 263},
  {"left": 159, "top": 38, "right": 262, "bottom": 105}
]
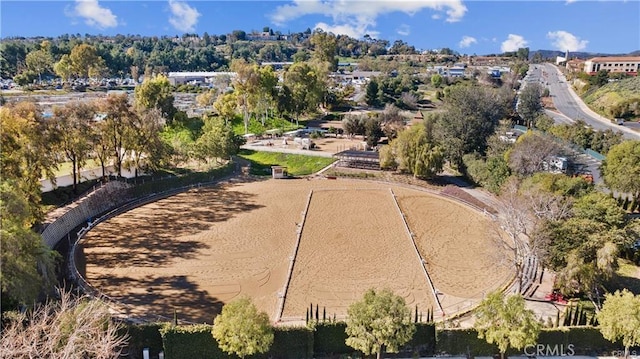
[
  {"left": 597, "top": 289, "right": 640, "bottom": 357},
  {"left": 129, "top": 108, "right": 167, "bottom": 178},
  {"left": 516, "top": 47, "right": 530, "bottom": 61},
  {"left": 310, "top": 29, "right": 338, "bottom": 71},
  {"left": 99, "top": 94, "right": 137, "bottom": 177},
  {"left": 230, "top": 59, "right": 259, "bottom": 134},
  {"left": 53, "top": 54, "right": 74, "bottom": 82},
  {"left": 283, "top": 62, "right": 324, "bottom": 125},
  {"left": 134, "top": 74, "right": 177, "bottom": 121},
  {"left": 379, "top": 103, "right": 404, "bottom": 139},
  {"left": 0, "top": 180, "right": 58, "bottom": 308},
  {"left": 0, "top": 102, "right": 59, "bottom": 222},
  {"left": 70, "top": 43, "right": 106, "bottom": 79},
  {"left": 601, "top": 140, "right": 640, "bottom": 204},
  {"left": 25, "top": 48, "right": 53, "bottom": 83},
  {"left": 214, "top": 92, "right": 238, "bottom": 123},
  {"left": 364, "top": 116, "right": 384, "bottom": 149},
  {"left": 433, "top": 84, "right": 510, "bottom": 169},
  {"left": 365, "top": 79, "right": 381, "bottom": 107},
  {"left": 518, "top": 83, "right": 544, "bottom": 128},
  {"left": 255, "top": 65, "right": 279, "bottom": 125},
  {"left": 212, "top": 297, "right": 274, "bottom": 359},
  {"left": 474, "top": 291, "right": 541, "bottom": 359},
  {"left": 52, "top": 101, "right": 97, "bottom": 192},
  {"left": 195, "top": 115, "right": 239, "bottom": 164},
  {"left": 346, "top": 288, "right": 415, "bottom": 359}
]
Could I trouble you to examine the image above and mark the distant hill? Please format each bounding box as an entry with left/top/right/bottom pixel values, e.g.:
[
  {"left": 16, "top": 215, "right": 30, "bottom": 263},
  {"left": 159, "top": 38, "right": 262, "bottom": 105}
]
[{"left": 530, "top": 49, "right": 640, "bottom": 60}]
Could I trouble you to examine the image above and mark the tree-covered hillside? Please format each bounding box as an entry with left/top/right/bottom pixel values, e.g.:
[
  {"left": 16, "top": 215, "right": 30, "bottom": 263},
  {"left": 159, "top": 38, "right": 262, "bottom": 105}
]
[
  {"left": 583, "top": 76, "right": 640, "bottom": 120},
  {"left": 0, "top": 30, "right": 406, "bottom": 80}
]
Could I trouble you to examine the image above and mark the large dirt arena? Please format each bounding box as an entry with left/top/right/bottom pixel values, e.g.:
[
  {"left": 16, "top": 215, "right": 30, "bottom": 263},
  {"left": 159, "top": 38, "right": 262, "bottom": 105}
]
[
  {"left": 280, "top": 188, "right": 435, "bottom": 321},
  {"left": 80, "top": 178, "right": 513, "bottom": 324}
]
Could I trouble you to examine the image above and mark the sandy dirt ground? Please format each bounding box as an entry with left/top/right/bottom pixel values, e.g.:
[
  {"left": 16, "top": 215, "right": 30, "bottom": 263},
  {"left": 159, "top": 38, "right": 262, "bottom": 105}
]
[
  {"left": 281, "top": 188, "right": 435, "bottom": 321},
  {"left": 394, "top": 187, "right": 514, "bottom": 317},
  {"left": 81, "top": 178, "right": 513, "bottom": 324}
]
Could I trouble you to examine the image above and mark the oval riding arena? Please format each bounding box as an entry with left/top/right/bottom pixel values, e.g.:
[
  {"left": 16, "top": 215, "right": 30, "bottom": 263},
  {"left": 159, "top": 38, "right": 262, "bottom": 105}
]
[{"left": 76, "top": 177, "right": 515, "bottom": 324}]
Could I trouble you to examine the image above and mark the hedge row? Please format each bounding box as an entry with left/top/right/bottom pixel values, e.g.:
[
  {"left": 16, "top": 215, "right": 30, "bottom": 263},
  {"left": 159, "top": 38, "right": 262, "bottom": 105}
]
[
  {"left": 120, "top": 323, "right": 164, "bottom": 359},
  {"left": 125, "top": 322, "right": 435, "bottom": 359},
  {"left": 124, "top": 323, "right": 628, "bottom": 359},
  {"left": 438, "top": 327, "right": 626, "bottom": 357}
]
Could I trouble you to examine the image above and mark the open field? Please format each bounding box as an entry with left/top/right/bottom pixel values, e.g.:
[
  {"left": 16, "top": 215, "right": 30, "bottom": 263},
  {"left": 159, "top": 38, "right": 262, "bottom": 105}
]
[{"left": 80, "top": 178, "right": 513, "bottom": 324}]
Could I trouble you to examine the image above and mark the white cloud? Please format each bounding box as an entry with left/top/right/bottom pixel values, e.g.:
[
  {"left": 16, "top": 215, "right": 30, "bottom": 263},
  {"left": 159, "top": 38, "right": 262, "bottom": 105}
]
[
  {"left": 271, "top": 0, "right": 466, "bottom": 38},
  {"left": 547, "top": 30, "right": 588, "bottom": 51},
  {"left": 501, "top": 34, "right": 528, "bottom": 52},
  {"left": 459, "top": 35, "right": 477, "bottom": 48},
  {"left": 315, "top": 22, "right": 378, "bottom": 39},
  {"left": 168, "top": 0, "right": 200, "bottom": 33},
  {"left": 72, "top": 0, "right": 118, "bottom": 28},
  {"left": 397, "top": 24, "right": 410, "bottom": 36}
]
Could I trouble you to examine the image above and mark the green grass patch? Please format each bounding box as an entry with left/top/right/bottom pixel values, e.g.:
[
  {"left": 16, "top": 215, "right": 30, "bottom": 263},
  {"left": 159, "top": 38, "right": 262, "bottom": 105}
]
[{"left": 239, "top": 149, "right": 335, "bottom": 176}]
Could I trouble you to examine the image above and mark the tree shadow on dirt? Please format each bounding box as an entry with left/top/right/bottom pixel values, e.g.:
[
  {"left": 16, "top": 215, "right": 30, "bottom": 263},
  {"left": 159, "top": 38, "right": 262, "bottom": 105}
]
[
  {"left": 90, "top": 273, "right": 224, "bottom": 324},
  {"left": 80, "top": 182, "right": 265, "bottom": 269}
]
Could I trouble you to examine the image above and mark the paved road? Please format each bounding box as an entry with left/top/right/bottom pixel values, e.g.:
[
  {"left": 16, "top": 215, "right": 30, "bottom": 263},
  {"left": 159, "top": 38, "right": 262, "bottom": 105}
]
[{"left": 534, "top": 63, "right": 640, "bottom": 140}]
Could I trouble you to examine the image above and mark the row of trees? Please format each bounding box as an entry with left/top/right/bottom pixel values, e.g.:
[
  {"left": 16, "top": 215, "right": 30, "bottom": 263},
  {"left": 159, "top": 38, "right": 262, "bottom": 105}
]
[
  {"left": 200, "top": 58, "right": 336, "bottom": 132},
  {"left": 211, "top": 289, "right": 422, "bottom": 359},
  {"left": 211, "top": 287, "right": 640, "bottom": 359},
  {"left": 1, "top": 29, "right": 444, "bottom": 80}
]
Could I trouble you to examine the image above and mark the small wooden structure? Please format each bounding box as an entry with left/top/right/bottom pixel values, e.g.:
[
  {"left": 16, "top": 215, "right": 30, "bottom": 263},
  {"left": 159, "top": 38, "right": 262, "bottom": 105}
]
[{"left": 271, "top": 166, "right": 288, "bottom": 179}]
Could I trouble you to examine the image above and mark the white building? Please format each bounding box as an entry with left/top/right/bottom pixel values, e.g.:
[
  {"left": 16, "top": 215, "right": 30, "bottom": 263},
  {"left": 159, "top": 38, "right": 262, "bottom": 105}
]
[
  {"left": 167, "top": 72, "right": 236, "bottom": 86},
  {"left": 583, "top": 56, "right": 640, "bottom": 75}
]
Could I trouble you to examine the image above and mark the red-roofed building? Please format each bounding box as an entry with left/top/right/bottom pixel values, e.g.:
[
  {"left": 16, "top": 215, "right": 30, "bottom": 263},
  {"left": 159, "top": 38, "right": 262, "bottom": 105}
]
[{"left": 583, "top": 56, "right": 640, "bottom": 76}]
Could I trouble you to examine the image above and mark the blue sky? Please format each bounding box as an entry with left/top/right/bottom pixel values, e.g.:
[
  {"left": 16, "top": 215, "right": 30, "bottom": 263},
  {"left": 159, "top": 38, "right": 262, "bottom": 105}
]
[{"left": 1, "top": 0, "right": 639, "bottom": 55}]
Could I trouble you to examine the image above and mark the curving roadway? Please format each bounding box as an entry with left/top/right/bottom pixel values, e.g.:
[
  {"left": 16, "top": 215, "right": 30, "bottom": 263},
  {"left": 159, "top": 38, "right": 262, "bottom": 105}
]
[{"left": 530, "top": 63, "right": 639, "bottom": 140}]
